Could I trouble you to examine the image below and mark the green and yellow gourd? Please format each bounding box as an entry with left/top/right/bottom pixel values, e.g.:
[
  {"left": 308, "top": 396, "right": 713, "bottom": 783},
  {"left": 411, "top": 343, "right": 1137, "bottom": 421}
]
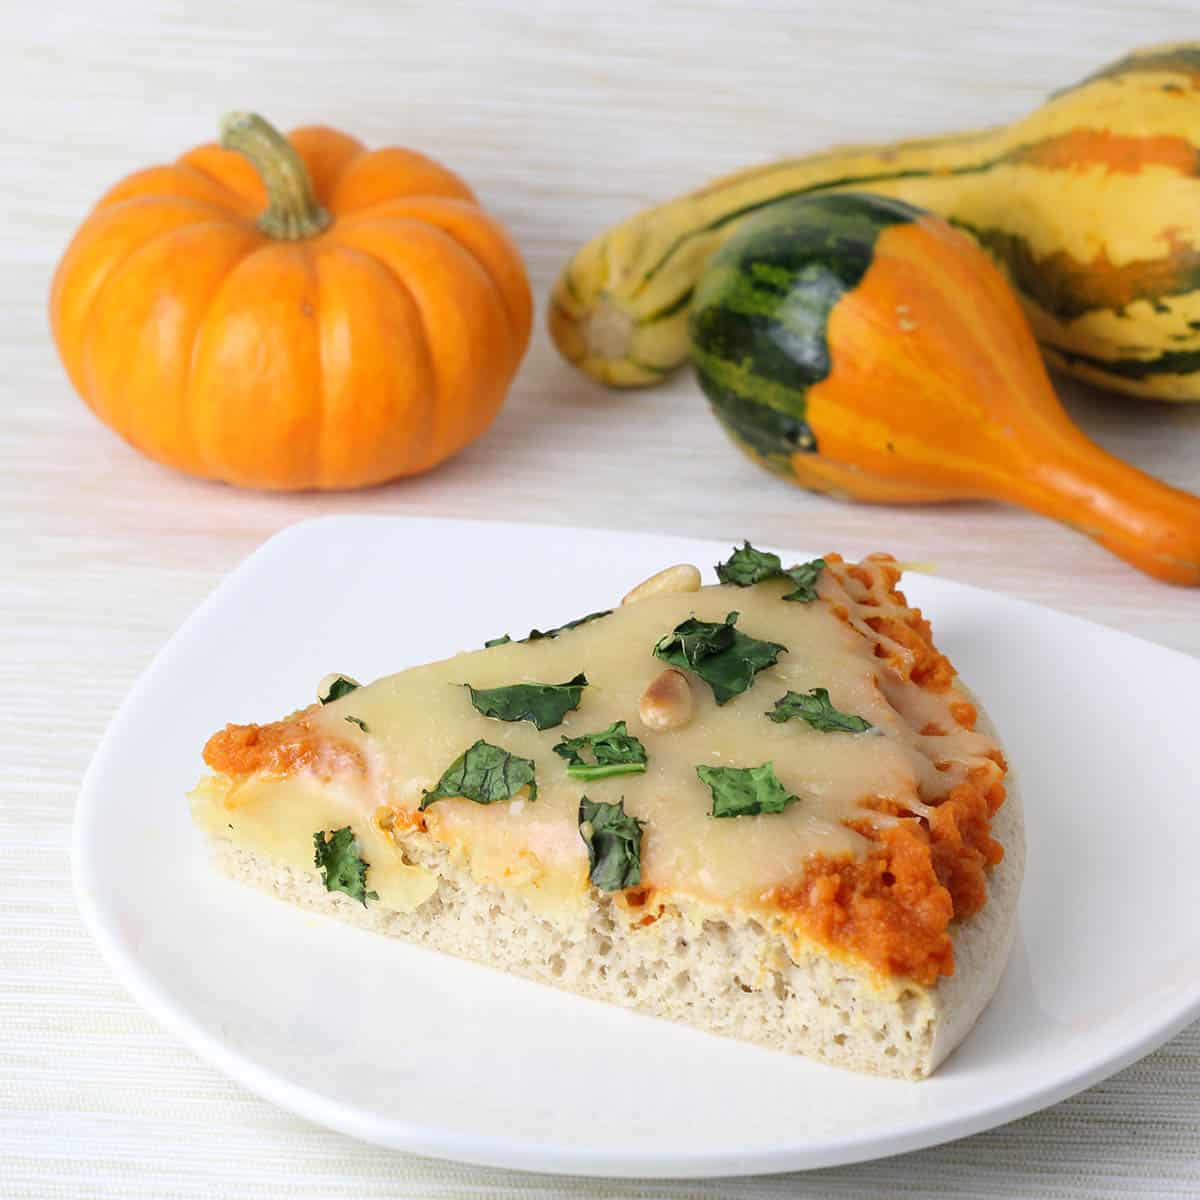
[
  {"left": 689, "top": 191, "right": 1200, "bottom": 585},
  {"left": 550, "top": 42, "right": 1200, "bottom": 401}
]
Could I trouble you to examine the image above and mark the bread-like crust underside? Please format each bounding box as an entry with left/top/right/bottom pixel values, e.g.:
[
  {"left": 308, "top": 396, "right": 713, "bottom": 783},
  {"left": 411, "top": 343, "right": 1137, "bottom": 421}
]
[{"left": 207, "top": 752, "right": 1023, "bottom": 1080}]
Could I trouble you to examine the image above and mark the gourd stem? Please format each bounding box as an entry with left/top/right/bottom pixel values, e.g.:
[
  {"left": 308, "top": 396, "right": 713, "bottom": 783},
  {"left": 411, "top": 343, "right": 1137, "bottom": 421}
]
[
  {"left": 1004, "top": 433, "right": 1200, "bottom": 586},
  {"left": 219, "top": 111, "right": 331, "bottom": 240}
]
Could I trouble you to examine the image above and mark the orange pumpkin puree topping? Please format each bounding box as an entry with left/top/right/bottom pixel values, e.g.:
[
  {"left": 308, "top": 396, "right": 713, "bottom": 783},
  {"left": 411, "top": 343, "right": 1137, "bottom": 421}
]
[
  {"left": 203, "top": 706, "right": 364, "bottom": 779},
  {"left": 767, "top": 555, "right": 1007, "bottom": 986}
]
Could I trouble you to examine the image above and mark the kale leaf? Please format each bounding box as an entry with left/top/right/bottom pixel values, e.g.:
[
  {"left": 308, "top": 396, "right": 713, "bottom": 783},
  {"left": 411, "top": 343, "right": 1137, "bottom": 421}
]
[
  {"left": 716, "top": 541, "right": 784, "bottom": 586},
  {"left": 714, "top": 542, "right": 826, "bottom": 603},
  {"left": 780, "top": 558, "right": 826, "bottom": 603},
  {"left": 467, "top": 673, "right": 587, "bottom": 730},
  {"left": 420, "top": 740, "right": 538, "bottom": 810},
  {"left": 313, "top": 826, "right": 379, "bottom": 905},
  {"left": 767, "top": 687, "right": 874, "bottom": 733},
  {"left": 553, "top": 720, "right": 647, "bottom": 780},
  {"left": 578, "top": 796, "right": 645, "bottom": 891},
  {"left": 318, "top": 673, "right": 360, "bottom": 704},
  {"left": 653, "top": 612, "right": 785, "bottom": 705},
  {"left": 484, "top": 609, "right": 612, "bottom": 648},
  {"left": 695, "top": 762, "right": 801, "bottom": 819}
]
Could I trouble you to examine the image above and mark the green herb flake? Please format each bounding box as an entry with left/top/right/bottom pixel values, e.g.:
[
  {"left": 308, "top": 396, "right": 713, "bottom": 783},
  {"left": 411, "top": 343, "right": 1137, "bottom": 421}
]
[
  {"left": 716, "top": 541, "right": 784, "bottom": 586},
  {"left": 466, "top": 673, "right": 588, "bottom": 730},
  {"left": 767, "top": 687, "right": 874, "bottom": 733},
  {"left": 578, "top": 796, "right": 645, "bottom": 891},
  {"left": 344, "top": 715, "right": 369, "bottom": 732},
  {"left": 695, "top": 762, "right": 801, "bottom": 819},
  {"left": 313, "top": 826, "right": 379, "bottom": 905},
  {"left": 484, "top": 609, "right": 612, "bottom": 648},
  {"left": 318, "top": 673, "right": 360, "bottom": 704},
  {"left": 653, "top": 611, "right": 785, "bottom": 705},
  {"left": 554, "top": 720, "right": 647, "bottom": 781},
  {"left": 714, "top": 542, "right": 826, "bottom": 603},
  {"left": 420, "top": 740, "right": 538, "bottom": 810},
  {"left": 526, "top": 610, "right": 612, "bottom": 641},
  {"left": 780, "top": 558, "right": 826, "bottom": 603}
]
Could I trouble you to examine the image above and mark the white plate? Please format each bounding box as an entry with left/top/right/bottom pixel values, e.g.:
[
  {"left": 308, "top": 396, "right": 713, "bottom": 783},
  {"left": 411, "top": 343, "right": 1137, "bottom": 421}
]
[{"left": 73, "top": 516, "right": 1200, "bottom": 1178}]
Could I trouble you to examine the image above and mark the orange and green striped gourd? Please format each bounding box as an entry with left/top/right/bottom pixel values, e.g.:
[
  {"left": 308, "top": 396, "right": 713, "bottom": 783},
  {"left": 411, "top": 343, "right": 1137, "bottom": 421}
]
[
  {"left": 689, "top": 192, "right": 1200, "bottom": 585},
  {"left": 550, "top": 41, "right": 1200, "bottom": 402}
]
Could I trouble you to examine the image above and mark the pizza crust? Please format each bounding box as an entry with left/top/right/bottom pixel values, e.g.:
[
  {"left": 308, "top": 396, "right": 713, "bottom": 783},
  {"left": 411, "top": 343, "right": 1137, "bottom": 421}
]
[
  {"left": 928, "top": 750, "right": 1024, "bottom": 1072},
  {"left": 205, "top": 706, "right": 1023, "bottom": 1080}
]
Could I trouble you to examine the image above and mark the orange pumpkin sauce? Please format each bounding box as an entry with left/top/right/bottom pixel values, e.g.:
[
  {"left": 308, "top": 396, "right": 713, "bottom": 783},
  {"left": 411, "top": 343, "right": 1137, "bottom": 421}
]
[
  {"left": 203, "top": 706, "right": 364, "bottom": 779},
  {"left": 769, "top": 555, "right": 1007, "bottom": 986}
]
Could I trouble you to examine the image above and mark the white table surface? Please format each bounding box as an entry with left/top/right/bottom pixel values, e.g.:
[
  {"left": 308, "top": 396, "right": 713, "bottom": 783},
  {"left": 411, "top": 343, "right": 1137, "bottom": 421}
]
[{"left": 4, "top": 1, "right": 1199, "bottom": 1195}]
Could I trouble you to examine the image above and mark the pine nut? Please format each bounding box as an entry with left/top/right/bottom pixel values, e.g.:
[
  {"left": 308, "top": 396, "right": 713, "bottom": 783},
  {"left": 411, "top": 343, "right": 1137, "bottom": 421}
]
[
  {"left": 621, "top": 563, "right": 702, "bottom": 606},
  {"left": 639, "top": 668, "right": 695, "bottom": 731}
]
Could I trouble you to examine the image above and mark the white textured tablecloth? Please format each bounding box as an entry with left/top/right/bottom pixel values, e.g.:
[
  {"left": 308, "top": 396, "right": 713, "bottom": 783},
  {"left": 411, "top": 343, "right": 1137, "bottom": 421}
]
[{"left": 4, "top": 1, "right": 1199, "bottom": 1194}]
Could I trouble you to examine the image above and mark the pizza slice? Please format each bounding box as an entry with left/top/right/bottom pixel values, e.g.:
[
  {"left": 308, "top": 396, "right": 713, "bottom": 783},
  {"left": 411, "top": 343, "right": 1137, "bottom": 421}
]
[{"left": 190, "top": 547, "right": 1023, "bottom": 1079}]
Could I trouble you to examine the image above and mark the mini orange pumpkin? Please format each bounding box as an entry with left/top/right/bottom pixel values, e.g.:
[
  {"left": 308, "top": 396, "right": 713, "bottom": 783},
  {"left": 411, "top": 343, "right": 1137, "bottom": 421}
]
[{"left": 50, "top": 113, "right": 533, "bottom": 490}]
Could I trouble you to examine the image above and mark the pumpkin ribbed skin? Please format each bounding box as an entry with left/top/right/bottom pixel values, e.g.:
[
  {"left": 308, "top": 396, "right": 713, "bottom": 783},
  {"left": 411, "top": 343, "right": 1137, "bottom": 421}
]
[
  {"left": 690, "top": 193, "right": 1200, "bottom": 584},
  {"left": 552, "top": 41, "right": 1200, "bottom": 401},
  {"left": 51, "top": 124, "right": 532, "bottom": 490}
]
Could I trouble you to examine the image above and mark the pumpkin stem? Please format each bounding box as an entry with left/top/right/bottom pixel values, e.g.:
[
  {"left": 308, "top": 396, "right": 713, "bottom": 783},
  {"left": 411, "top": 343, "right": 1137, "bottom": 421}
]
[{"left": 219, "top": 111, "right": 331, "bottom": 240}]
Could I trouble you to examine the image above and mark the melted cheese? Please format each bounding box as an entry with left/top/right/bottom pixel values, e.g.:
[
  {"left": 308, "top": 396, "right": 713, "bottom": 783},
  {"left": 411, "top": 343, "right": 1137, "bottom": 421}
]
[
  {"left": 191, "top": 564, "right": 1001, "bottom": 918},
  {"left": 190, "top": 773, "right": 439, "bottom": 910}
]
